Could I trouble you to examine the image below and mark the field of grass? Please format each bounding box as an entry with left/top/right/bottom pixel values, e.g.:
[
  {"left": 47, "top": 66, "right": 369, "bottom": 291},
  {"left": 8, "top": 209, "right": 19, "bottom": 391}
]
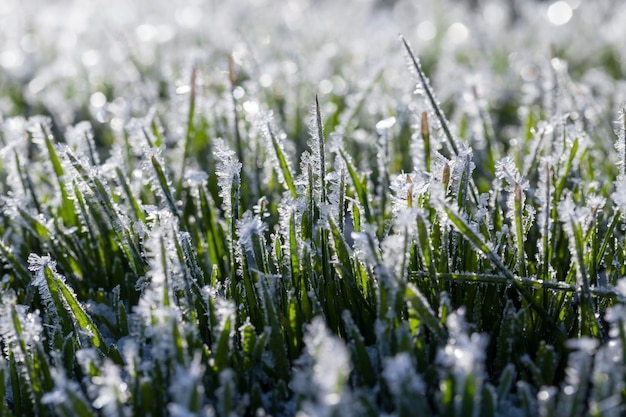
[{"left": 2, "top": 0, "right": 626, "bottom": 416}]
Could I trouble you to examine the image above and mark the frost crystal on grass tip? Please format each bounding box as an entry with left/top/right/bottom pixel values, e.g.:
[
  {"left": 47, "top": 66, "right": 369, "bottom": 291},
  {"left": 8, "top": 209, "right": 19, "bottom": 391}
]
[
  {"left": 261, "top": 114, "right": 295, "bottom": 188},
  {"left": 90, "top": 360, "right": 129, "bottom": 416},
  {"left": 169, "top": 352, "right": 205, "bottom": 413},
  {"left": 495, "top": 155, "right": 528, "bottom": 192},
  {"left": 351, "top": 224, "right": 382, "bottom": 269},
  {"left": 558, "top": 191, "right": 592, "bottom": 237},
  {"left": 382, "top": 353, "right": 425, "bottom": 397},
  {"left": 25, "top": 115, "right": 53, "bottom": 146},
  {"left": 614, "top": 106, "right": 626, "bottom": 179},
  {"left": 214, "top": 138, "right": 242, "bottom": 219},
  {"left": 389, "top": 172, "right": 429, "bottom": 213},
  {"left": 438, "top": 308, "right": 488, "bottom": 377},
  {"left": 0, "top": 291, "right": 43, "bottom": 361},
  {"left": 291, "top": 317, "right": 353, "bottom": 414},
  {"left": 237, "top": 210, "right": 267, "bottom": 253},
  {"left": 65, "top": 120, "right": 100, "bottom": 165},
  {"left": 381, "top": 224, "right": 413, "bottom": 282},
  {"left": 28, "top": 253, "right": 61, "bottom": 321}
]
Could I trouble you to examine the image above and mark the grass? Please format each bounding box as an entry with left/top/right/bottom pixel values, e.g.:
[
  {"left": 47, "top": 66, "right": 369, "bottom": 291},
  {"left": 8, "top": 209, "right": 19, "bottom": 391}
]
[{"left": 2, "top": 1, "right": 626, "bottom": 416}]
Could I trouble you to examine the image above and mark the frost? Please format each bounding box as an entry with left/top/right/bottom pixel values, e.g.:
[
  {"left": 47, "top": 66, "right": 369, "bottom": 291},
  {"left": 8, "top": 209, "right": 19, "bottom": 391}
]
[
  {"left": 291, "top": 317, "right": 354, "bottom": 416},
  {"left": 382, "top": 353, "right": 425, "bottom": 397},
  {"left": 439, "top": 309, "right": 487, "bottom": 374},
  {"left": 0, "top": 291, "right": 43, "bottom": 362},
  {"left": 42, "top": 367, "right": 91, "bottom": 413},
  {"left": 375, "top": 116, "right": 397, "bottom": 134},
  {"left": 236, "top": 210, "right": 268, "bottom": 256},
  {"left": 536, "top": 157, "right": 553, "bottom": 232},
  {"left": 214, "top": 138, "right": 242, "bottom": 220},
  {"left": 216, "top": 368, "right": 239, "bottom": 417},
  {"left": 261, "top": 114, "right": 295, "bottom": 190},
  {"left": 25, "top": 115, "right": 53, "bottom": 147},
  {"left": 303, "top": 98, "right": 327, "bottom": 204},
  {"left": 169, "top": 353, "right": 205, "bottom": 415},
  {"left": 0, "top": 116, "right": 29, "bottom": 199},
  {"left": 557, "top": 191, "right": 600, "bottom": 273},
  {"left": 495, "top": 156, "right": 527, "bottom": 191},
  {"left": 28, "top": 253, "right": 63, "bottom": 330},
  {"left": 614, "top": 106, "right": 626, "bottom": 179},
  {"left": 90, "top": 360, "right": 129, "bottom": 416},
  {"left": 65, "top": 120, "right": 100, "bottom": 165},
  {"left": 389, "top": 172, "right": 429, "bottom": 214}
]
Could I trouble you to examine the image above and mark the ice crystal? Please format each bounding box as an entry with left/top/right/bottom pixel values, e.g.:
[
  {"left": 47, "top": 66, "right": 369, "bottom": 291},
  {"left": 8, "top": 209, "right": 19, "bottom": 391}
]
[
  {"left": 0, "top": 291, "right": 43, "bottom": 362},
  {"left": 261, "top": 114, "right": 295, "bottom": 190},
  {"left": 214, "top": 138, "right": 242, "bottom": 220},
  {"left": 0, "top": 116, "right": 29, "bottom": 200},
  {"left": 65, "top": 120, "right": 100, "bottom": 165},
  {"left": 389, "top": 172, "right": 429, "bottom": 214},
  {"left": 558, "top": 191, "right": 593, "bottom": 250},
  {"left": 616, "top": 107, "right": 626, "bottom": 177},
  {"left": 28, "top": 253, "right": 62, "bottom": 326},
  {"left": 495, "top": 156, "right": 528, "bottom": 193},
  {"left": 305, "top": 98, "right": 327, "bottom": 203},
  {"left": 236, "top": 210, "right": 267, "bottom": 256}
]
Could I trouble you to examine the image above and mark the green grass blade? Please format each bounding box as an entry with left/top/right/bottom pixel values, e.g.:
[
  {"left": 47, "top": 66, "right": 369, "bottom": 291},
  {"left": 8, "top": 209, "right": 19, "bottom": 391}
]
[
  {"left": 267, "top": 123, "right": 297, "bottom": 198},
  {"left": 400, "top": 36, "right": 459, "bottom": 156},
  {"left": 48, "top": 266, "right": 107, "bottom": 354},
  {"left": 405, "top": 283, "right": 447, "bottom": 340}
]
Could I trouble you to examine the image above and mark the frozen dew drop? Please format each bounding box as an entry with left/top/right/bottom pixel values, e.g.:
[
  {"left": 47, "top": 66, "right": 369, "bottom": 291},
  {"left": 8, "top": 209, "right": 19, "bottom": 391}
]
[
  {"left": 242, "top": 100, "right": 259, "bottom": 115},
  {"left": 0, "top": 49, "right": 24, "bottom": 70},
  {"left": 537, "top": 389, "right": 551, "bottom": 401},
  {"left": 281, "top": 60, "right": 298, "bottom": 75},
  {"left": 483, "top": 3, "right": 507, "bottom": 28},
  {"left": 318, "top": 79, "right": 333, "bottom": 95},
  {"left": 259, "top": 73, "right": 273, "bottom": 87},
  {"left": 520, "top": 64, "right": 539, "bottom": 82},
  {"left": 445, "top": 22, "right": 469, "bottom": 44},
  {"left": 136, "top": 24, "right": 157, "bottom": 43},
  {"left": 82, "top": 50, "right": 100, "bottom": 67},
  {"left": 332, "top": 75, "right": 347, "bottom": 96},
  {"left": 90, "top": 92, "right": 107, "bottom": 108},
  {"left": 563, "top": 385, "right": 575, "bottom": 396},
  {"left": 20, "top": 34, "right": 38, "bottom": 54},
  {"left": 176, "top": 5, "right": 203, "bottom": 28},
  {"left": 59, "top": 31, "right": 77, "bottom": 50},
  {"left": 155, "top": 24, "right": 175, "bottom": 43},
  {"left": 175, "top": 85, "right": 191, "bottom": 95},
  {"left": 233, "top": 86, "right": 245, "bottom": 100},
  {"left": 416, "top": 21, "right": 436, "bottom": 41},
  {"left": 110, "top": 118, "right": 124, "bottom": 131},
  {"left": 375, "top": 117, "right": 396, "bottom": 134},
  {"left": 547, "top": 1, "right": 573, "bottom": 26}
]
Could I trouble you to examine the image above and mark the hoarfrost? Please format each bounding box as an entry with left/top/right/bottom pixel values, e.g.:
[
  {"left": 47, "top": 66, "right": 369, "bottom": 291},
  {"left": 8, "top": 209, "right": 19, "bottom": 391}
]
[
  {"left": 291, "top": 317, "right": 354, "bottom": 416},
  {"left": 214, "top": 138, "right": 242, "bottom": 220},
  {"left": 0, "top": 291, "right": 43, "bottom": 362},
  {"left": 437, "top": 308, "right": 488, "bottom": 385},
  {"left": 169, "top": 352, "right": 205, "bottom": 414},
  {"left": 236, "top": 210, "right": 268, "bottom": 256},
  {"left": 90, "top": 360, "right": 129, "bottom": 416},
  {"left": 382, "top": 353, "right": 425, "bottom": 397}
]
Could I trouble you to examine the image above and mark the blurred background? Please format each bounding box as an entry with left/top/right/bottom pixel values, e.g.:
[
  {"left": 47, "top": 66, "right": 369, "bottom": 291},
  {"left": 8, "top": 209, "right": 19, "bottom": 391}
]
[{"left": 1, "top": 0, "right": 624, "bottom": 143}]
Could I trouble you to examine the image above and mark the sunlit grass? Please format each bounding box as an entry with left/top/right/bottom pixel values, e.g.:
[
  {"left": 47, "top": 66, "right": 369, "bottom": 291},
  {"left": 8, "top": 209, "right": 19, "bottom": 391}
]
[{"left": 2, "top": 1, "right": 626, "bottom": 416}]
